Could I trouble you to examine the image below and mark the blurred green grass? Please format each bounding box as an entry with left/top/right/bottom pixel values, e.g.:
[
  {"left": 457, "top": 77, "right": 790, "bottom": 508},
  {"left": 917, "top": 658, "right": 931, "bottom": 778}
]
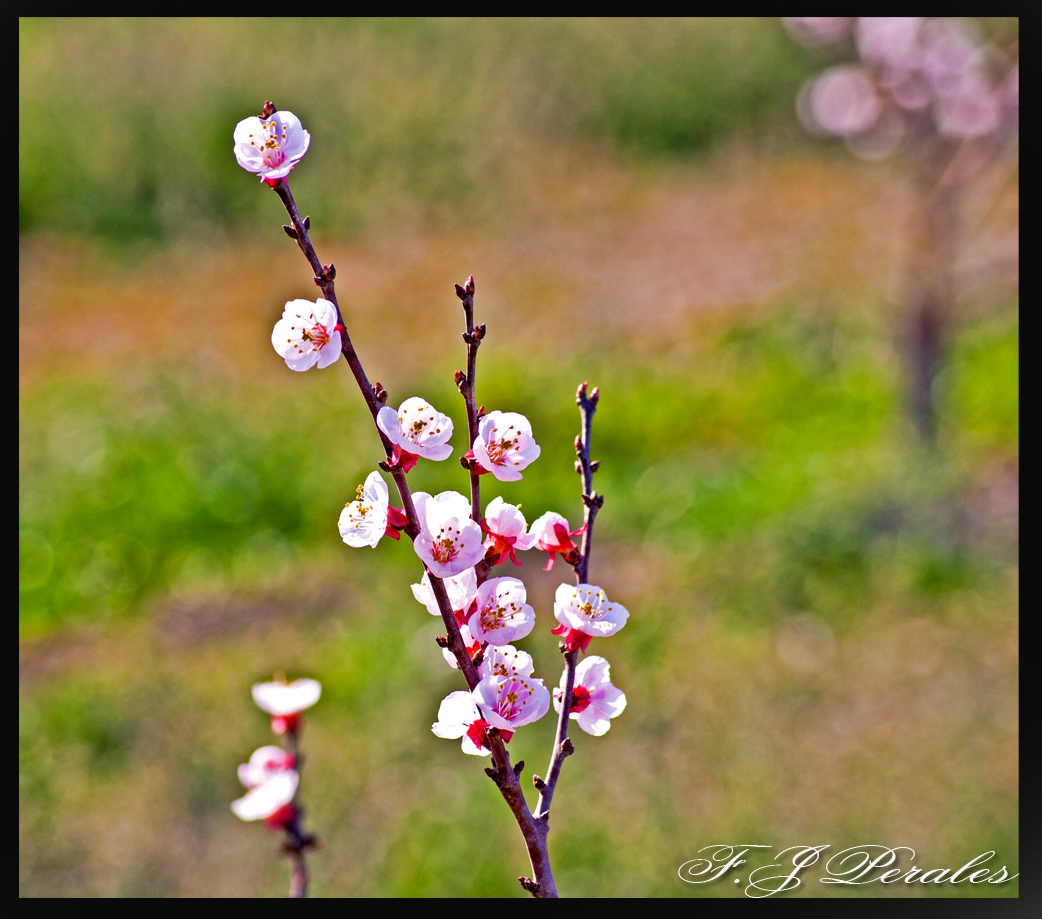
[
  {"left": 20, "top": 18, "right": 816, "bottom": 243},
  {"left": 19, "top": 306, "right": 1018, "bottom": 638},
  {"left": 20, "top": 302, "right": 1018, "bottom": 896}
]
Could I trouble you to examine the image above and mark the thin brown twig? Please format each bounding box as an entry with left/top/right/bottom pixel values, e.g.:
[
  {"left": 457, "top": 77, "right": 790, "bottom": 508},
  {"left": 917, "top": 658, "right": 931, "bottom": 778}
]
[
  {"left": 534, "top": 382, "right": 602, "bottom": 824},
  {"left": 282, "top": 728, "right": 313, "bottom": 898},
  {"left": 454, "top": 277, "right": 485, "bottom": 533},
  {"left": 268, "top": 176, "right": 559, "bottom": 898}
]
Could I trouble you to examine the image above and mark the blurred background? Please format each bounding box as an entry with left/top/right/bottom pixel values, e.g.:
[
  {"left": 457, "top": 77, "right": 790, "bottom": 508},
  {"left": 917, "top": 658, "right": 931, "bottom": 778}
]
[{"left": 20, "top": 18, "right": 1017, "bottom": 897}]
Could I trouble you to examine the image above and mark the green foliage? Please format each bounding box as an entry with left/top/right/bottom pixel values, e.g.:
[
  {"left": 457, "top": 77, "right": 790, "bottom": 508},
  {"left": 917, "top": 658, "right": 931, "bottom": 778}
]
[{"left": 19, "top": 18, "right": 816, "bottom": 243}]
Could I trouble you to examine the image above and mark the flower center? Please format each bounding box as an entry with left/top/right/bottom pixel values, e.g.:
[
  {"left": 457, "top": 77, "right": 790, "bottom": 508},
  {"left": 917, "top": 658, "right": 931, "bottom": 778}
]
[
  {"left": 484, "top": 432, "right": 519, "bottom": 465},
  {"left": 570, "top": 684, "right": 592, "bottom": 713},
  {"left": 432, "top": 526, "right": 463, "bottom": 563},
  {"left": 246, "top": 118, "right": 289, "bottom": 169}
]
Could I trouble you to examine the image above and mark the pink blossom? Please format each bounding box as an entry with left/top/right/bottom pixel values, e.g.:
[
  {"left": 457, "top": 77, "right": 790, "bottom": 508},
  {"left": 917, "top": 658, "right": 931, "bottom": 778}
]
[
  {"left": 473, "top": 673, "right": 550, "bottom": 732},
  {"left": 478, "top": 644, "right": 535, "bottom": 681},
  {"left": 527, "top": 511, "right": 584, "bottom": 571},
  {"left": 468, "top": 576, "right": 535, "bottom": 646},
  {"left": 411, "top": 567, "right": 478, "bottom": 621},
  {"left": 553, "top": 656, "right": 627, "bottom": 736},
  {"left": 252, "top": 677, "right": 321, "bottom": 735},
  {"left": 441, "top": 623, "right": 483, "bottom": 670},
  {"left": 431, "top": 690, "right": 494, "bottom": 756},
  {"left": 412, "top": 491, "right": 484, "bottom": 579},
  {"left": 551, "top": 583, "right": 629, "bottom": 653},
  {"left": 271, "top": 298, "right": 343, "bottom": 372},
  {"left": 231, "top": 764, "right": 299, "bottom": 825},
  {"left": 237, "top": 745, "right": 295, "bottom": 789},
  {"left": 480, "top": 496, "right": 536, "bottom": 566},
  {"left": 376, "top": 398, "right": 454, "bottom": 472},
  {"left": 233, "top": 109, "right": 310, "bottom": 184},
  {"left": 339, "top": 471, "right": 408, "bottom": 548},
  {"left": 469, "top": 411, "right": 541, "bottom": 482}
]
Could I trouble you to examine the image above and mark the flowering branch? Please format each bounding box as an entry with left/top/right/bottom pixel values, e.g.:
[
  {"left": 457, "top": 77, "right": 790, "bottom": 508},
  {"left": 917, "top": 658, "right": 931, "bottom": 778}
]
[
  {"left": 239, "top": 101, "right": 628, "bottom": 899},
  {"left": 265, "top": 167, "right": 561, "bottom": 901},
  {"left": 532, "top": 382, "right": 601, "bottom": 825}
]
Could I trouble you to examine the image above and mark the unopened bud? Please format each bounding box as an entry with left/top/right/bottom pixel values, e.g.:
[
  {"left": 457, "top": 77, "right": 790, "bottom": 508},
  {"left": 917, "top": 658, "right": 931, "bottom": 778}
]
[
  {"left": 590, "top": 459, "right": 600, "bottom": 473},
  {"left": 477, "top": 405, "right": 486, "bottom": 418},
  {"left": 261, "top": 100, "right": 277, "bottom": 119},
  {"left": 464, "top": 275, "right": 475, "bottom": 295},
  {"left": 282, "top": 224, "right": 298, "bottom": 239},
  {"left": 533, "top": 774, "right": 546, "bottom": 790},
  {"left": 590, "top": 387, "right": 600, "bottom": 405},
  {"left": 303, "top": 215, "right": 310, "bottom": 231},
  {"left": 325, "top": 263, "right": 336, "bottom": 280},
  {"left": 454, "top": 369, "right": 466, "bottom": 386},
  {"left": 435, "top": 635, "right": 449, "bottom": 648},
  {"left": 575, "top": 460, "right": 583, "bottom": 474},
  {"left": 514, "top": 760, "right": 525, "bottom": 776},
  {"left": 454, "top": 283, "right": 467, "bottom": 300},
  {"left": 574, "top": 435, "right": 583, "bottom": 453},
  {"left": 475, "top": 323, "right": 486, "bottom": 340},
  {"left": 577, "top": 381, "right": 588, "bottom": 401}
]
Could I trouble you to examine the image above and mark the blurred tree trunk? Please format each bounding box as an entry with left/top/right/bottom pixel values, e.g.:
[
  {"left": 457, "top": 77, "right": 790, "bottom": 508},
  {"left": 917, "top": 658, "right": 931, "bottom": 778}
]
[{"left": 905, "top": 132, "right": 960, "bottom": 443}]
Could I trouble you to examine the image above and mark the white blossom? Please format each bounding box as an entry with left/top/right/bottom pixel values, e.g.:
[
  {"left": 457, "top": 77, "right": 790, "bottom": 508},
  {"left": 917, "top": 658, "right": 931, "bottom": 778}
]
[
  {"left": 552, "top": 583, "right": 629, "bottom": 653},
  {"left": 339, "top": 471, "right": 407, "bottom": 548},
  {"left": 467, "top": 576, "right": 535, "bottom": 646},
  {"left": 431, "top": 690, "right": 492, "bottom": 756},
  {"left": 553, "top": 656, "right": 627, "bottom": 736},
  {"left": 376, "top": 397, "right": 454, "bottom": 472},
  {"left": 412, "top": 491, "right": 484, "bottom": 579},
  {"left": 233, "top": 109, "right": 310, "bottom": 182},
  {"left": 470, "top": 411, "right": 541, "bottom": 482},
  {"left": 271, "top": 298, "right": 342, "bottom": 372}
]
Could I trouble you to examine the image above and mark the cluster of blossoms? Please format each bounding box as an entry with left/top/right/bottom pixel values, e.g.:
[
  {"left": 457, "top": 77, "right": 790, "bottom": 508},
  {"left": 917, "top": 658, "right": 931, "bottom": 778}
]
[
  {"left": 232, "top": 677, "right": 320, "bottom": 829},
  {"left": 786, "top": 17, "right": 1019, "bottom": 159},
  {"left": 235, "top": 103, "right": 628, "bottom": 897}
]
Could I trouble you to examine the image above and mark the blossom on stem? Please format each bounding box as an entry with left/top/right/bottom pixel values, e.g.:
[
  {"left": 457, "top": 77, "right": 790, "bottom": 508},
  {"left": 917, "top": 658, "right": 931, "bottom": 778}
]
[
  {"left": 468, "top": 411, "right": 541, "bottom": 482},
  {"left": 411, "top": 568, "right": 477, "bottom": 622},
  {"left": 376, "top": 398, "right": 454, "bottom": 472},
  {"left": 412, "top": 491, "right": 484, "bottom": 579},
  {"left": 478, "top": 643, "right": 535, "bottom": 681},
  {"left": 237, "top": 745, "right": 296, "bottom": 789},
  {"left": 431, "top": 690, "right": 494, "bottom": 756},
  {"left": 231, "top": 769, "right": 299, "bottom": 827},
  {"left": 473, "top": 673, "right": 550, "bottom": 732},
  {"left": 481, "top": 496, "right": 536, "bottom": 565},
  {"left": 233, "top": 109, "right": 310, "bottom": 184},
  {"left": 553, "top": 656, "right": 627, "bottom": 736},
  {"left": 442, "top": 623, "right": 483, "bottom": 670},
  {"left": 468, "top": 576, "right": 535, "bottom": 646},
  {"left": 271, "top": 298, "right": 343, "bottom": 372},
  {"left": 339, "top": 471, "right": 408, "bottom": 547},
  {"left": 551, "top": 583, "right": 629, "bottom": 653},
  {"left": 252, "top": 677, "right": 321, "bottom": 735},
  {"left": 528, "top": 511, "right": 584, "bottom": 571}
]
